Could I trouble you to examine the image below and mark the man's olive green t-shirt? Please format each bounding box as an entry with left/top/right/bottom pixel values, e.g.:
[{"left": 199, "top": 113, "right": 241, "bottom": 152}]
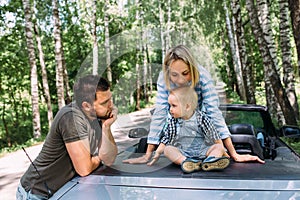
[{"left": 21, "top": 102, "right": 102, "bottom": 197}]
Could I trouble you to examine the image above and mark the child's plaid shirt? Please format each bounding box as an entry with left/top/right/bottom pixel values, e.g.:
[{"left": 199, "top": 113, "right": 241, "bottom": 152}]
[{"left": 160, "top": 110, "right": 221, "bottom": 145}]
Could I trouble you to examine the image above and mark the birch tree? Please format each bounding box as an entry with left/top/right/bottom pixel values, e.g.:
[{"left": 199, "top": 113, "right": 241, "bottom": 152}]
[
  {"left": 53, "top": 0, "right": 65, "bottom": 109},
  {"left": 166, "top": 0, "right": 171, "bottom": 51},
  {"left": 246, "top": 0, "right": 297, "bottom": 125},
  {"left": 22, "top": 0, "right": 41, "bottom": 138},
  {"left": 104, "top": 0, "right": 112, "bottom": 83},
  {"left": 231, "top": 0, "right": 256, "bottom": 104},
  {"left": 288, "top": 0, "right": 300, "bottom": 75},
  {"left": 141, "top": 13, "right": 149, "bottom": 103},
  {"left": 279, "top": 0, "right": 299, "bottom": 120},
  {"left": 224, "top": 1, "right": 246, "bottom": 101},
  {"left": 34, "top": 23, "right": 53, "bottom": 128},
  {"left": 159, "top": 0, "right": 166, "bottom": 61},
  {"left": 92, "top": 0, "right": 98, "bottom": 75},
  {"left": 135, "top": 0, "right": 141, "bottom": 110},
  {"left": 257, "top": 0, "right": 282, "bottom": 121}
]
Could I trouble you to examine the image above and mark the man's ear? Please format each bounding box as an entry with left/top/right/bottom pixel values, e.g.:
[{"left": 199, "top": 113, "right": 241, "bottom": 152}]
[{"left": 82, "top": 101, "right": 92, "bottom": 112}]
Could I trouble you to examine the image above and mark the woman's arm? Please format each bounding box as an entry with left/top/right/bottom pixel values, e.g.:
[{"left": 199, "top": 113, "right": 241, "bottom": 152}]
[
  {"left": 147, "top": 72, "right": 170, "bottom": 144},
  {"left": 123, "top": 72, "right": 169, "bottom": 164},
  {"left": 196, "top": 66, "right": 231, "bottom": 140},
  {"left": 223, "top": 137, "right": 265, "bottom": 163},
  {"left": 197, "top": 66, "right": 264, "bottom": 164},
  {"left": 147, "top": 143, "right": 166, "bottom": 166}
]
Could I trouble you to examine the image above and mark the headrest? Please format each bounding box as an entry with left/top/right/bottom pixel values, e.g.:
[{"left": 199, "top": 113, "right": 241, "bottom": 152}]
[{"left": 229, "top": 123, "right": 255, "bottom": 135}]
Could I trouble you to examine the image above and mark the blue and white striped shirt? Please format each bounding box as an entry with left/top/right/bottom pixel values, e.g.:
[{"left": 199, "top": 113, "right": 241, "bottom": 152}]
[{"left": 148, "top": 65, "right": 231, "bottom": 145}]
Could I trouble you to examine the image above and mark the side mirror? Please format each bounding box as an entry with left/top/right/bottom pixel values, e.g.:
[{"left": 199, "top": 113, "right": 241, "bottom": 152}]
[
  {"left": 128, "top": 128, "right": 149, "bottom": 138},
  {"left": 280, "top": 125, "right": 300, "bottom": 139}
]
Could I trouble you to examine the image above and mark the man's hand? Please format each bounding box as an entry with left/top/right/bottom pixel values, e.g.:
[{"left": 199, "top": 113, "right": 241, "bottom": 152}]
[
  {"left": 233, "top": 154, "right": 265, "bottom": 164},
  {"left": 102, "top": 106, "right": 118, "bottom": 128}
]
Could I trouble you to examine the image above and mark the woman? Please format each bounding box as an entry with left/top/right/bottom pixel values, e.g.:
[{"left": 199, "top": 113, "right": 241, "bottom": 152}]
[{"left": 123, "top": 44, "right": 264, "bottom": 164}]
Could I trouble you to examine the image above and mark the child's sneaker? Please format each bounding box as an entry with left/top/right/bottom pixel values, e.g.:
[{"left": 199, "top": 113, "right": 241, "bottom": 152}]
[
  {"left": 181, "top": 158, "right": 202, "bottom": 173},
  {"left": 201, "top": 156, "right": 230, "bottom": 171}
]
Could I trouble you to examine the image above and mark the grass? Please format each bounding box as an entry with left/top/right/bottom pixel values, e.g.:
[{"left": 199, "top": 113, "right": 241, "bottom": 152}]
[
  {"left": 0, "top": 137, "right": 45, "bottom": 158},
  {"left": 281, "top": 138, "right": 300, "bottom": 155}
]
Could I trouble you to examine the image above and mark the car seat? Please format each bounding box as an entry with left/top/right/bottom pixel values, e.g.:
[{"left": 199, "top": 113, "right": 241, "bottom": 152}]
[{"left": 229, "top": 123, "right": 264, "bottom": 160}]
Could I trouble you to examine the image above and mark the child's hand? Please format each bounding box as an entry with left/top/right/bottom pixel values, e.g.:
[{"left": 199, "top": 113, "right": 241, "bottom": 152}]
[
  {"left": 123, "top": 153, "right": 151, "bottom": 164},
  {"left": 147, "top": 152, "right": 161, "bottom": 166}
]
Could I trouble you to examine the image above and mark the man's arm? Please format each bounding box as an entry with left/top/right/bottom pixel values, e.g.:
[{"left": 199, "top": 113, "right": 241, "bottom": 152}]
[
  {"left": 99, "top": 106, "right": 118, "bottom": 166},
  {"left": 66, "top": 139, "right": 101, "bottom": 177},
  {"left": 65, "top": 106, "right": 118, "bottom": 176},
  {"left": 99, "top": 124, "right": 117, "bottom": 166}
]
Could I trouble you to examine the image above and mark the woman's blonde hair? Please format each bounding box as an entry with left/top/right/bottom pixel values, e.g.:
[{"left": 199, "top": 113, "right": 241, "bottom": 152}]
[
  {"left": 170, "top": 86, "right": 198, "bottom": 111},
  {"left": 163, "top": 45, "right": 199, "bottom": 90}
]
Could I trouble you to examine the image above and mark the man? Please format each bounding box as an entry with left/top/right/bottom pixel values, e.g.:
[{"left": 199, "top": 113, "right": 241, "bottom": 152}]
[{"left": 17, "top": 75, "right": 118, "bottom": 199}]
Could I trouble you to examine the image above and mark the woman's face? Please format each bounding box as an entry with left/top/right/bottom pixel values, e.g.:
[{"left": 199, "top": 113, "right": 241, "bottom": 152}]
[{"left": 169, "top": 59, "right": 192, "bottom": 87}]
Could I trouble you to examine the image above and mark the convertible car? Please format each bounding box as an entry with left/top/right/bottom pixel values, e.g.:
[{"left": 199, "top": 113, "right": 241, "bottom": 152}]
[{"left": 51, "top": 104, "right": 300, "bottom": 200}]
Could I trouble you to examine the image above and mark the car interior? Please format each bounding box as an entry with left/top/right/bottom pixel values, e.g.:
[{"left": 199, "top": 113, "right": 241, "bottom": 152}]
[{"left": 228, "top": 123, "right": 264, "bottom": 160}]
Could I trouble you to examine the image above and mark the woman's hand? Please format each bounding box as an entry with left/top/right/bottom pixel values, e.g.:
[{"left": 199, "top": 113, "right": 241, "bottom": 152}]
[{"left": 232, "top": 153, "right": 265, "bottom": 164}]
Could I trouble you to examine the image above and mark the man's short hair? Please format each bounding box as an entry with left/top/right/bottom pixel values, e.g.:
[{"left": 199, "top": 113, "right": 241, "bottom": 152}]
[{"left": 73, "top": 75, "right": 110, "bottom": 106}]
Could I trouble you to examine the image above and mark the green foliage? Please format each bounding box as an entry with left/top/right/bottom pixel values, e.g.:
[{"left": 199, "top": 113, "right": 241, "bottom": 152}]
[
  {"left": 281, "top": 138, "right": 300, "bottom": 155},
  {"left": 223, "top": 109, "right": 264, "bottom": 128},
  {"left": 225, "top": 90, "right": 246, "bottom": 104},
  {"left": 0, "top": 139, "right": 45, "bottom": 158}
]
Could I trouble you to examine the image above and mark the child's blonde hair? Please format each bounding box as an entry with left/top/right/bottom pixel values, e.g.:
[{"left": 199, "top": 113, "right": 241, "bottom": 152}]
[
  {"left": 163, "top": 45, "right": 199, "bottom": 90},
  {"left": 170, "top": 86, "right": 198, "bottom": 111}
]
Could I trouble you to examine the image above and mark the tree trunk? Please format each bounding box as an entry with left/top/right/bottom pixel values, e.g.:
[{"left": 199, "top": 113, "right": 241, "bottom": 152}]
[
  {"left": 1, "top": 103, "right": 11, "bottom": 146},
  {"left": 166, "top": 0, "right": 171, "bottom": 51},
  {"left": 288, "top": 0, "right": 300, "bottom": 76},
  {"left": 135, "top": 0, "right": 141, "bottom": 110},
  {"left": 63, "top": 59, "right": 71, "bottom": 105},
  {"left": 231, "top": 0, "right": 256, "bottom": 104},
  {"left": 22, "top": 0, "right": 41, "bottom": 138},
  {"left": 259, "top": 0, "right": 287, "bottom": 125},
  {"left": 142, "top": 20, "right": 149, "bottom": 103},
  {"left": 147, "top": 44, "right": 153, "bottom": 96},
  {"left": 280, "top": 0, "right": 300, "bottom": 120},
  {"left": 246, "top": 0, "right": 297, "bottom": 125},
  {"left": 34, "top": 23, "right": 53, "bottom": 128},
  {"left": 53, "top": 0, "right": 65, "bottom": 109},
  {"left": 257, "top": 0, "right": 278, "bottom": 64},
  {"left": 159, "top": 1, "right": 166, "bottom": 62},
  {"left": 224, "top": 1, "right": 246, "bottom": 101},
  {"left": 104, "top": 0, "right": 112, "bottom": 83},
  {"left": 92, "top": 0, "right": 98, "bottom": 75}
]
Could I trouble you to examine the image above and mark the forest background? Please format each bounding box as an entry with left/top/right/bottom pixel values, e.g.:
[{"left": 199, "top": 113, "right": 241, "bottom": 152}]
[{"left": 0, "top": 0, "right": 299, "bottom": 154}]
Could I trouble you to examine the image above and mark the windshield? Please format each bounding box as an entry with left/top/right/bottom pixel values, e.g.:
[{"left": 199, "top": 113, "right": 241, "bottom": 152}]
[{"left": 222, "top": 110, "right": 264, "bottom": 129}]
